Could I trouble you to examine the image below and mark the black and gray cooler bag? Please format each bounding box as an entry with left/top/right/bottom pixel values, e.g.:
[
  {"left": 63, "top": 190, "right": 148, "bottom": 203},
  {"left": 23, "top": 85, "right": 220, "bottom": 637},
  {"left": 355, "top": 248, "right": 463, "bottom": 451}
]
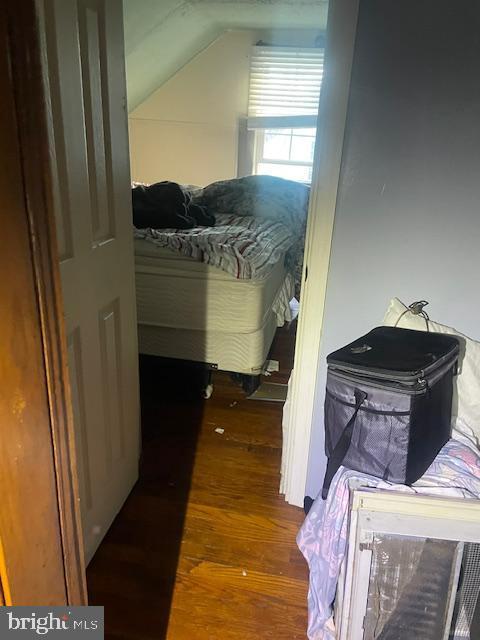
[{"left": 322, "top": 326, "right": 459, "bottom": 499}]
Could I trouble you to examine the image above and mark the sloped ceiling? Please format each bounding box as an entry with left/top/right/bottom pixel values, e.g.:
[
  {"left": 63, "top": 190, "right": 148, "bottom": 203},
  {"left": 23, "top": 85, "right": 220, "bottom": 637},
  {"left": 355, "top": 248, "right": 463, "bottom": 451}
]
[{"left": 123, "top": 0, "right": 329, "bottom": 111}]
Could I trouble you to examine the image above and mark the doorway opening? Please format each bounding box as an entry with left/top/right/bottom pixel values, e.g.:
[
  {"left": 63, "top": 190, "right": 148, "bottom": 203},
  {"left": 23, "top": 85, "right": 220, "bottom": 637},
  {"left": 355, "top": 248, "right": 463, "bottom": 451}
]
[
  {"left": 39, "top": 0, "right": 331, "bottom": 636},
  {"left": 91, "top": 5, "right": 330, "bottom": 638}
]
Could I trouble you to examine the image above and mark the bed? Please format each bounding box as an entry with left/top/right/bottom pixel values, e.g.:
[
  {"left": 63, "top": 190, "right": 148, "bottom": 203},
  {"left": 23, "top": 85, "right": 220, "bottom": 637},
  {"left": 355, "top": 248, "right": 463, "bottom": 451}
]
[{"left": 133, "top": 176, "right": 309, "bottom": 381}]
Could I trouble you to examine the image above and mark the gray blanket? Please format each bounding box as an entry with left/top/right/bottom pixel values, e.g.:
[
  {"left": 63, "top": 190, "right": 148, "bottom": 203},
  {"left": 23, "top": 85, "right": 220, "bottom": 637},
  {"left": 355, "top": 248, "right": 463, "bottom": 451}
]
[{"left": 193, "top": 175, "right": 310, "bottom": 296}]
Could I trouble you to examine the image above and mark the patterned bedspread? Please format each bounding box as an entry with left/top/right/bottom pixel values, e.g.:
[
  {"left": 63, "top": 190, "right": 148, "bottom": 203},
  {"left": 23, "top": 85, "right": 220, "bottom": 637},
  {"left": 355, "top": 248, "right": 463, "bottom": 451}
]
[
  {"left": 134, "top": 213, "right": 295, "bottom": 281},
  {"left": 297, "top": 423, "right": 480, "bottom": 640}
]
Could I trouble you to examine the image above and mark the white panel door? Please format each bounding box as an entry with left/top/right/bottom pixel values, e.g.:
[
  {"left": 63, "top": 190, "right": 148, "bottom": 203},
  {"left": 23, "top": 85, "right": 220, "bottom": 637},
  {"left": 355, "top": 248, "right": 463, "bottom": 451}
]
[{"left": 39, "top": 0, "right": 140, "bottom": 563}]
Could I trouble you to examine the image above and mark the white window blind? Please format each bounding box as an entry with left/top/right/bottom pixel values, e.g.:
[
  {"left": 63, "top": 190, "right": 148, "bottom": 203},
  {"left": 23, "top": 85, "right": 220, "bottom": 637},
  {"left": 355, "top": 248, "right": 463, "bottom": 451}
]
[{"left": 248, "top": 46, "right": 324, "bottom": 129}]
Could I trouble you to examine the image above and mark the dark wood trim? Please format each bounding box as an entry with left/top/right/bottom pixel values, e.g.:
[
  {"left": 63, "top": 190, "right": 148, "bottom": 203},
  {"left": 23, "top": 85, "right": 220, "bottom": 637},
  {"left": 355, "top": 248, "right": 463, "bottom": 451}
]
[
  {"left": 2, "top": 1, "right": 87, "bottom": 604},
  {"left": 0, "top": 538, "right": 7, "bottom": 605}
]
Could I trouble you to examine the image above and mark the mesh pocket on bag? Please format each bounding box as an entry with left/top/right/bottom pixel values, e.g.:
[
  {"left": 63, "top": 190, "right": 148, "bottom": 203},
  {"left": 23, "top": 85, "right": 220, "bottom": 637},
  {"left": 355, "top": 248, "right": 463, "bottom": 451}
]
[{"left": 325, "top": 389, "right": 411, "bottom": 482}]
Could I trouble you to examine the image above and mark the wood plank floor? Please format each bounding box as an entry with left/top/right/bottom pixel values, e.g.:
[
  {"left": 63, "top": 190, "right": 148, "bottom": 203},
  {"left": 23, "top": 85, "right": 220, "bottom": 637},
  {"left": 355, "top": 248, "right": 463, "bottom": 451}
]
[{"left": 87, "top": 322, "right": 309, "bottom": 639}]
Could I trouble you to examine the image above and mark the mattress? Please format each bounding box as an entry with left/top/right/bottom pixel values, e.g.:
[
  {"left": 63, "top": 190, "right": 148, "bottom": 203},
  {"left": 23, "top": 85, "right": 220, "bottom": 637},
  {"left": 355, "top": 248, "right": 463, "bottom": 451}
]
[{"left": 135, "top": 239, "right": 289, "bottom": 334}]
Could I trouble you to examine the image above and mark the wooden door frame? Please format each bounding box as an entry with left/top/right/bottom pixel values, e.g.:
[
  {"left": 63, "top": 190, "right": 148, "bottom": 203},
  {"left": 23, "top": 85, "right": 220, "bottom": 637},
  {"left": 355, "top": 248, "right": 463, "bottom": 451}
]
[
  {"left": 1, "top": 1, "right": 86, "bottom": 603},
  {"left": 281, "top": 0, "right": 360, "bottom": 506}
]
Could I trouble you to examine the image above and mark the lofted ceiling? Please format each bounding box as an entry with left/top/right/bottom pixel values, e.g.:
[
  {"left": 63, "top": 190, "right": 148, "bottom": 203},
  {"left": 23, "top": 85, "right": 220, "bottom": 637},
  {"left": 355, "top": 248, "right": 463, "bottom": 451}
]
[{"left": 123, "top": 0, "right": 329, "bottom": 111}]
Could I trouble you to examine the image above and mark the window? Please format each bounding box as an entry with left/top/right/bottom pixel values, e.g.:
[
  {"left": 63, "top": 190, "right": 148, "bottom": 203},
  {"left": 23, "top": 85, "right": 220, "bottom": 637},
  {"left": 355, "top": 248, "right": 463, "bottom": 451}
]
[
  {"left": 255, "top": 128, "right": 316, "bottom": 183},
  {"left": 247, "top": 46, "right": 324, "bottom": 184}
]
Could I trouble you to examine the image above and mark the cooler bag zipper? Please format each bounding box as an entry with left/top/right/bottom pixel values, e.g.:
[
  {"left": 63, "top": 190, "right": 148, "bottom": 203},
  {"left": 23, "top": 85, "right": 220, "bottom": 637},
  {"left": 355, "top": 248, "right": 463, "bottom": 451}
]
[
  {"left": 328, "top": 369, "right": 428, "bottom": 395},
  {"left": 327, "top": 348, "right": 459, "bottom": 384}
]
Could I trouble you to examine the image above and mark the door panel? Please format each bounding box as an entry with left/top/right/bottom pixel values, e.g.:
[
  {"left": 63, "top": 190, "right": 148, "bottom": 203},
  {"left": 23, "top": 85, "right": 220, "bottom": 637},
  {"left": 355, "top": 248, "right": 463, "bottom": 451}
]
[
  {"left": 39, "top": 0, "right": 140, "bottom": 563},
  {"left": 78, "top": 2, "right": 112, "bottom": 242},
  {"left": 67, "top": 329, "right": 93, "bottom": 516}
]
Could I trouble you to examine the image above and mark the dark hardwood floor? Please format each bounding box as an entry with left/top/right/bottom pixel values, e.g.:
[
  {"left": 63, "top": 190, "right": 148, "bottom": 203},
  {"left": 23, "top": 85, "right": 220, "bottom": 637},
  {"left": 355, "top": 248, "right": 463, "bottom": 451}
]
[{"left": 87, "top": 321, "right": 308, "bottom": 639}]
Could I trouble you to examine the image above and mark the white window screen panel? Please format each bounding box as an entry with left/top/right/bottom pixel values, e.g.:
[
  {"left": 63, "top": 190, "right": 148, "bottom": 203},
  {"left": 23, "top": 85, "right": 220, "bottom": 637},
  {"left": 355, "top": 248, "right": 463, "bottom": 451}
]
[{"left": 248, "top": 46, "right": 324, "bottom": 118}]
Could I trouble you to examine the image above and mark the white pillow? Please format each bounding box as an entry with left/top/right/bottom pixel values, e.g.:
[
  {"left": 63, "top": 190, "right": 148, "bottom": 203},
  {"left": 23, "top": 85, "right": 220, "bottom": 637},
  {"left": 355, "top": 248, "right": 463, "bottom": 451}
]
[{"left": 383, "top": 298, "right": 480, "bottom": 439}]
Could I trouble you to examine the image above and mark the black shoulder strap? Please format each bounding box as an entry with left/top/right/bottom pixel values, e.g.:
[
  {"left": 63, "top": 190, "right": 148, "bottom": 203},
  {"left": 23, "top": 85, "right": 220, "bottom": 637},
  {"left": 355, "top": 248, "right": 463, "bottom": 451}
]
[{"left": 321, "top": 389, "right": 367, "bottom": 500}]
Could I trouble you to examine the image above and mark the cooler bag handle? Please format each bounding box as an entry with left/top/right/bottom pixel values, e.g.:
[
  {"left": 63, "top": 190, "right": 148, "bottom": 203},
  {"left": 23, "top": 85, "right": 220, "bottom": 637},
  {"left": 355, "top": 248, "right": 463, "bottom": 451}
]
[
  {"left": 321, "top": 389, "right": 367, "bottom": 500},
  {"left": 393, "top": 300, "right": 430, "bottom": 331}
]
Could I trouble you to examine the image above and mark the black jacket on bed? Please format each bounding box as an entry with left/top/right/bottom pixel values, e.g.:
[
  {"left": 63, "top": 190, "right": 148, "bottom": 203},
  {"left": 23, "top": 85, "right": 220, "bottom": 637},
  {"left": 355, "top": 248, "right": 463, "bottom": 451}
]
[{"left": 132, "top": 182, "right": 214, "bottom": 230}]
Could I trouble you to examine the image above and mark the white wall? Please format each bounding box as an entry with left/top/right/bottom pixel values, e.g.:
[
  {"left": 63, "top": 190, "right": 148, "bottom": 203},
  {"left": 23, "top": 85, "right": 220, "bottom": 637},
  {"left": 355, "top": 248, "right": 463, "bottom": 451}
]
[
  {"left": 128, "top": 28, "right": 321, "bottom": 186},
  {"left": 306, "top": 0, "right": 480, "bottom": 497},
  {"left": 129, "top": 30, "right": 253, "bottom": 186}
]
